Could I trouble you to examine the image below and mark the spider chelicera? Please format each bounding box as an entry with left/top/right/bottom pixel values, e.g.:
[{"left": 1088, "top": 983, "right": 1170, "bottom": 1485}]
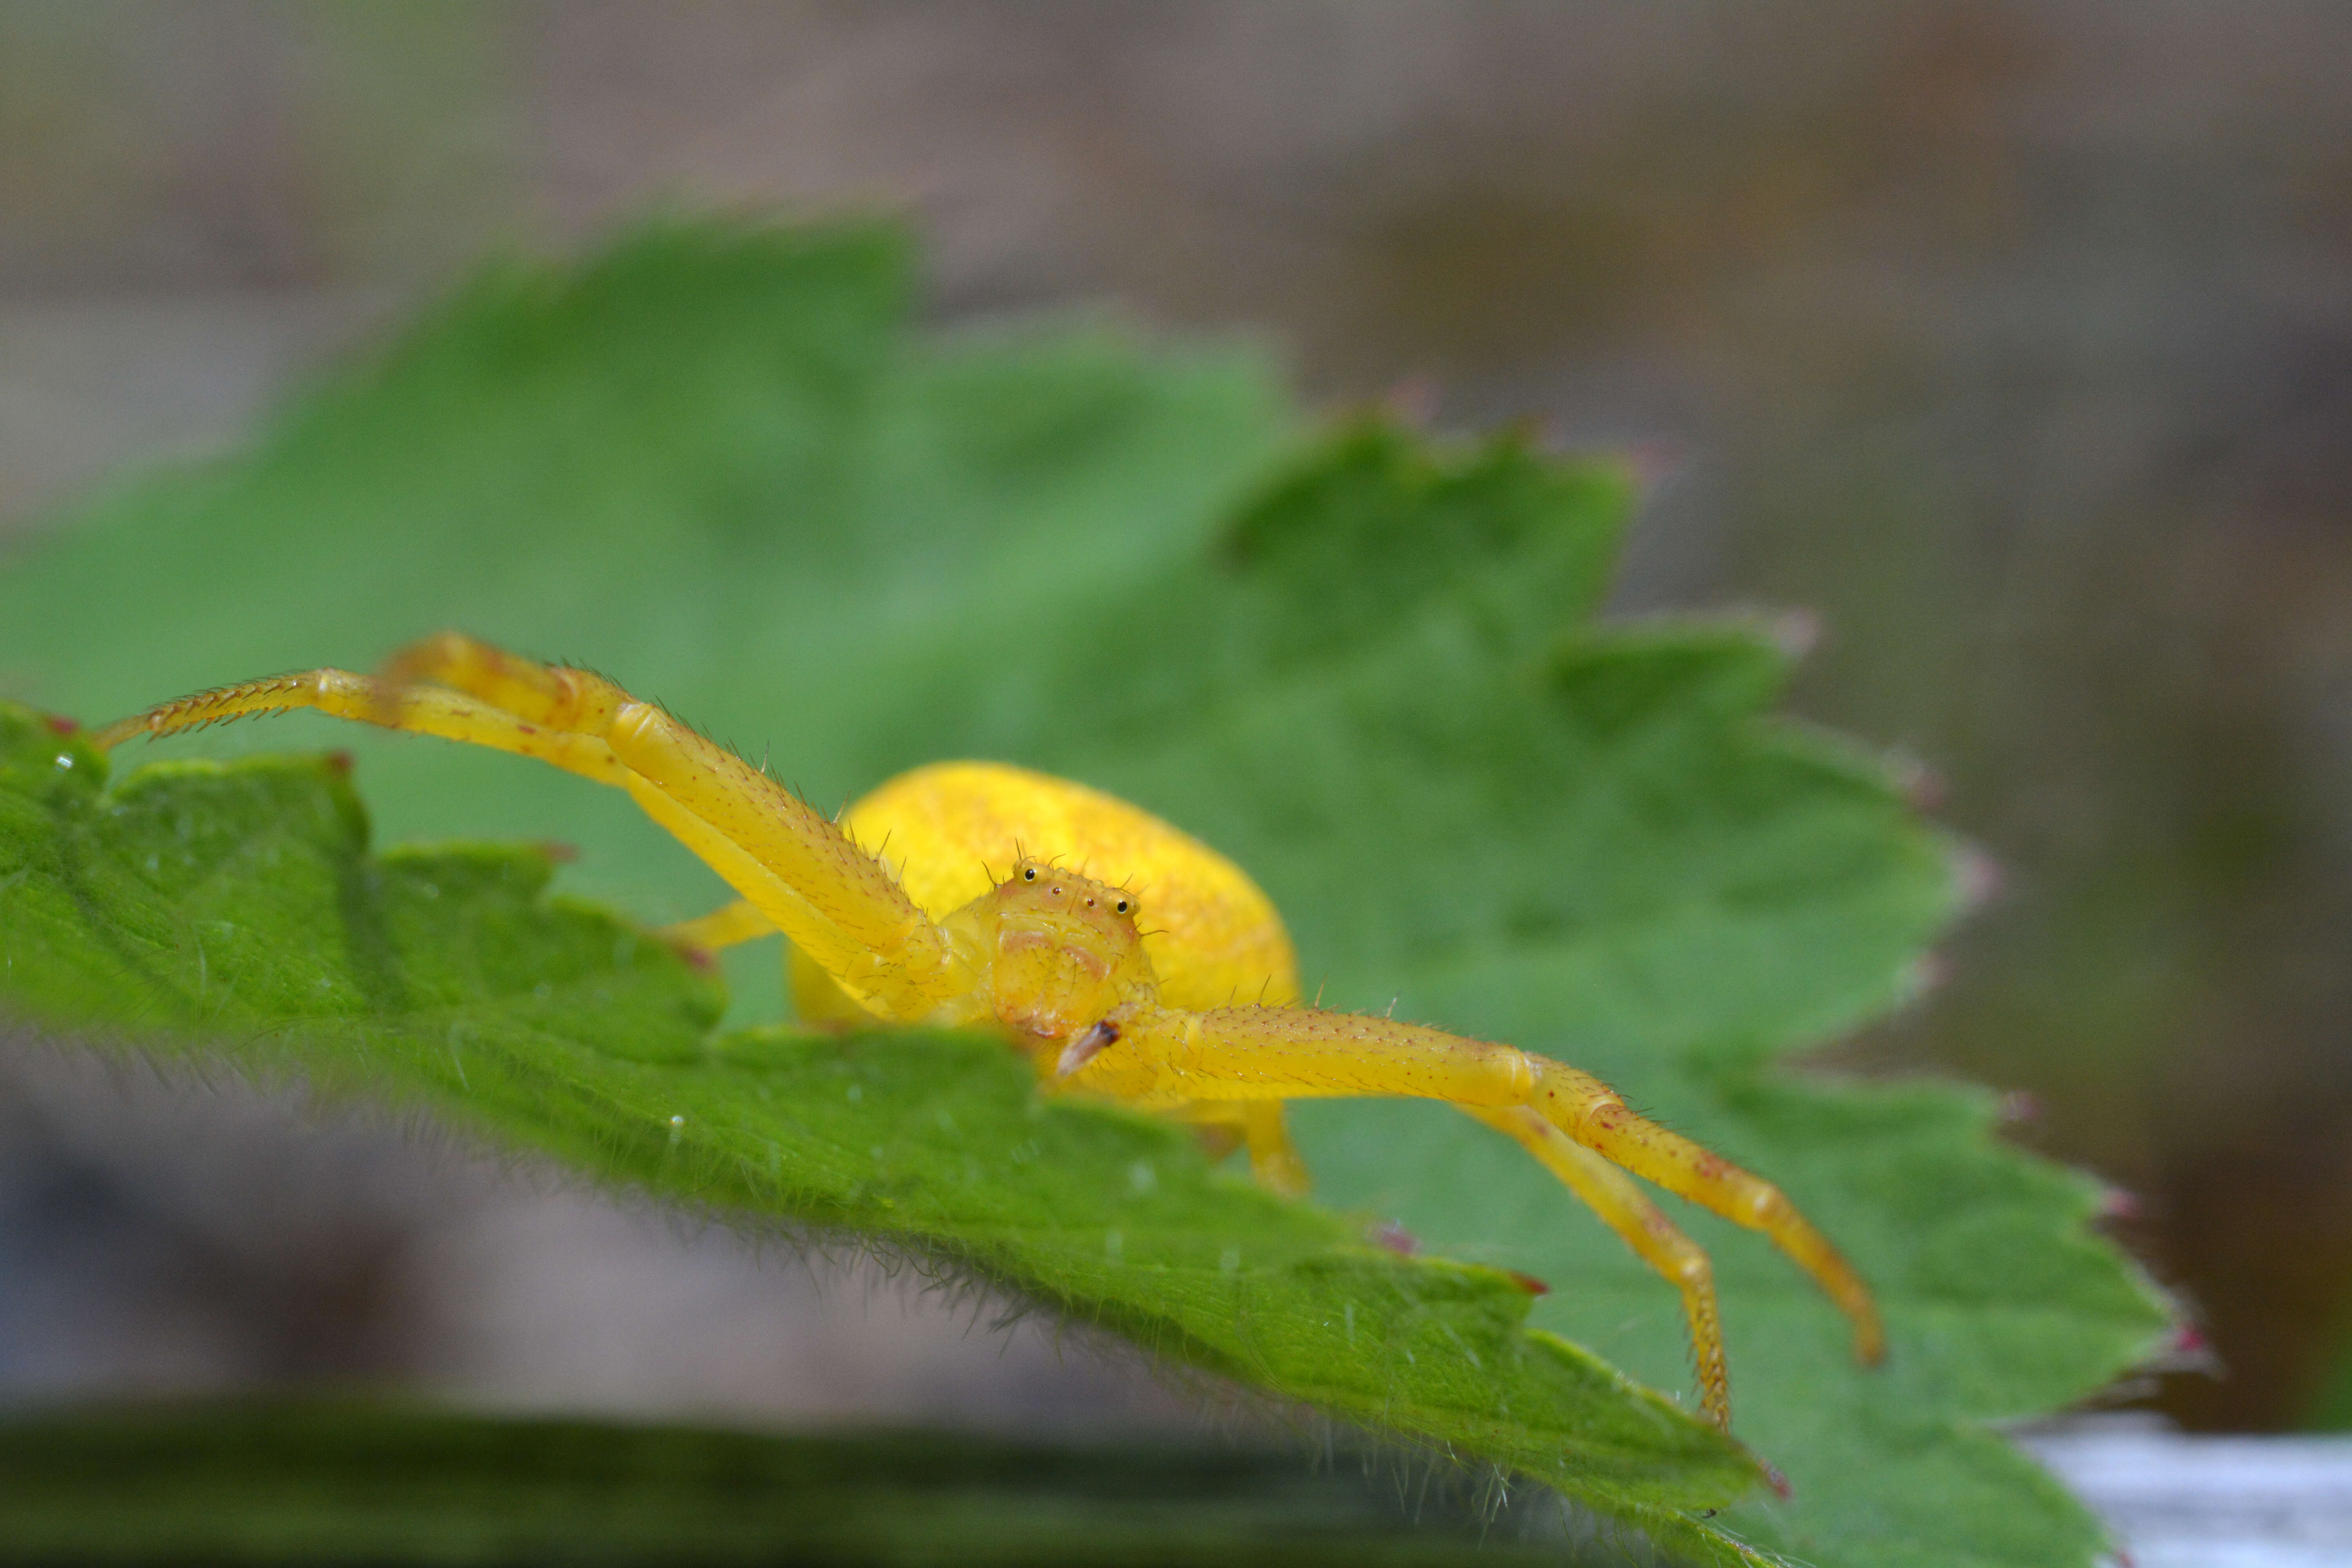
[{"left": 99, "top": 631, "right": 1884, "bottom": 1429}]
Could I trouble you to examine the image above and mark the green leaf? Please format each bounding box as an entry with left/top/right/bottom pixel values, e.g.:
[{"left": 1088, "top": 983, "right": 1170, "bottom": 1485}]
[
  {"left": 0, "top": 220, "right": 2171, "bottom": 1566},
  {"left": 0, "top": 702, "right": 1759, "bottom": 1556},
  {"left": 0, "top": 1400, "right": 1606, "bottom": 1565}
]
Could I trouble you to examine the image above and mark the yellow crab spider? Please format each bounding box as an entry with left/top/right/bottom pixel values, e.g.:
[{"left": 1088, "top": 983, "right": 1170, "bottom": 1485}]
[{"left": 96, "top": 631, "right": 1884, "bottom": 1430}]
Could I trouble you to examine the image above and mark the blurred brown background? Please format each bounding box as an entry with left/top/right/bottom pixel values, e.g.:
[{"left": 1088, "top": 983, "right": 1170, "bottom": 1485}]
[{"left": 2, "top": 2, "right": 2348, "bottom": 1434}]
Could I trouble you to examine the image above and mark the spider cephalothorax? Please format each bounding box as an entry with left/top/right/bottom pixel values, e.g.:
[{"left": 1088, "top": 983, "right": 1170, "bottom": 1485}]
[
  {"left": 950, "top": 861, "right": 1155, "bottom": 1046},
  {"left": 97, "top": 631, "right": 1884, "bottom": 1431}
]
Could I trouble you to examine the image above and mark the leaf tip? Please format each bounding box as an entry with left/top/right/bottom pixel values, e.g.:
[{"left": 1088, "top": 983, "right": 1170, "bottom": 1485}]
[
  {"left": 1764, "top": 608, "right": 1822, "bottom": 661},
  {"left": 1379, "top": 376, "right": 1439, "bottom": 427},
  {"left": 1889, "top": 750, "right": 1945, "bottom": 811},
  {"left": 1953, "top": 843, "right": 2005, "bottom": 913},
  {"left": 2099, "top": 1185, "right": 2145, "bottom": 1222},
  {"left": 1622, "top": 437, "right": 1687, "bottom": 490},
  {"left": 1901, "top": 949, "right": 1955, "bottom": 1002}
]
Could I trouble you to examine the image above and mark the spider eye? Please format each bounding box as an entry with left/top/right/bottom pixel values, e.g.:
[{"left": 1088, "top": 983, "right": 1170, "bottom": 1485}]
[
  {"left": 1114, "top": 898, "right": 1131, "bottom": 915},
  {"left": 1021, "top": 866, "right": 1038, "bottom": 882}
]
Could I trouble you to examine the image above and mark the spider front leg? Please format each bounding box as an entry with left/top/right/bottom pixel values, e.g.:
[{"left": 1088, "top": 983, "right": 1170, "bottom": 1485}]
[
  {"left": 1072, "top": 1002, "right": 1884, "bottom": 1385},
  {"left": 94, "top": 636, "right": 968, "bottom": 1020},
  {"left": 372, "top": 634, "right": 940, "bottom": 996},
  {"left": 91, "top": 667, "right": 633, "bottom": 786}
]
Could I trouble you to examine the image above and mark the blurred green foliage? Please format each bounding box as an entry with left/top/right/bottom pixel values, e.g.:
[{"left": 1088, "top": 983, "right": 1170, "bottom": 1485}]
[
  {"left": 0, "top": 1401, "right": 1606, "bottom": 1565},
  {"left": 0, "top": 222, "right": 2172, "bottom": 1566}
]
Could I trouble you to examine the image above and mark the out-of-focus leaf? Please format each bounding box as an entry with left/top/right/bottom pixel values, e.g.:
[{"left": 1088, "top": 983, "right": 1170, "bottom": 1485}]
[{"left": 0, "top": 1400, "right": 1623, "bottom": 1565}]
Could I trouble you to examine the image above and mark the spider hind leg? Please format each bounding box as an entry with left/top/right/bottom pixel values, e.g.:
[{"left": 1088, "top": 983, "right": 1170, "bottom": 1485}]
[
  {"left": 1463, "top": 1105, "right": 1729, "bottom": 1428},
  {"left": 1076, "top": 1000, "right": 1884, "bottom": 1390}
]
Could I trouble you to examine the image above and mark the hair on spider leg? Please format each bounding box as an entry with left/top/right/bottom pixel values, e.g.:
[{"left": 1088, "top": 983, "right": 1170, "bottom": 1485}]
[
  {"left": 1602, "top": 1093, "right": 1691, "bottom": 1143},
  {"left": 856, "top": 826, "right": 907, "bottom": 880}
]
